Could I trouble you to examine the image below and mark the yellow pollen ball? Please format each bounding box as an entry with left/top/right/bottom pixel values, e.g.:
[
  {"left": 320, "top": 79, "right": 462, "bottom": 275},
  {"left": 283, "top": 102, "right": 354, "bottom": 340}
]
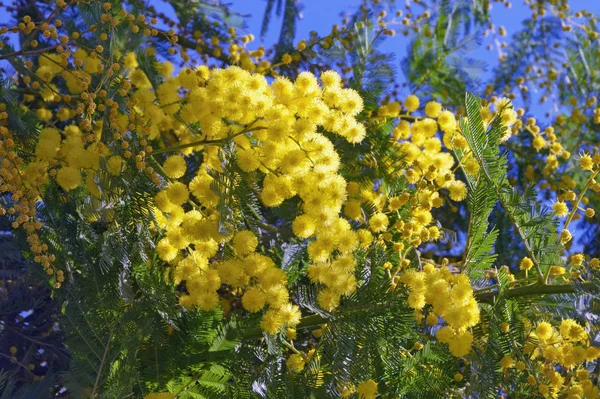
[
  {"left": 56, "top": 166, "right": 81, "bottom": 191},
  {"left": 241, "top": 287, "right": 266, "bottom": 313},
  {"left": 519, "top": 257, "right": 533, "bottom": 271},
  {"left": 446, "top": 180, "right": 467, "bottom": 201},
  {"left": 536, "top": 322, "right": 553, "bottom": 341},
  {"left": 580, "top": 154, "right": 594, "bottom": 171},
  {"left": 585, "top": 208, "right": 595, "bottom": 218},
  {"left": 163, "top": 155, "right": 187, "bottom": 179},
  {"left": 500, "top": 355, "right": 515, "bottom": 369},
  {"left": 286, "top": 354, "right": 305, "bottom": 373},
  {"left": 233, "top": 230, "right": 258, "bottom": 256},
  {"left": 292, "top": 214, "right": 316, "bottom": 238},
  {"left": 403, "top": 94, "right": 420, "bottom": 112},
  {"left": 356, "top": 379, "right": 378, "bottom": 399},
  {"left": 107, "top": 155, "right": 123, "bottom": 176},
  {"left": 369, "top": 212, "right": 389, "bottom": 233},
  {"left": 552, "top": 201, "right": 569, "bottom": 217},
  {"left": 571, "top": 253, "right": 584, "bottom": 266},
  {"left": 166, "top": 182, "right": 189, "bottom": 205},
  {"left": 425, "top": 101, "right": 442, "bottom": 118}
]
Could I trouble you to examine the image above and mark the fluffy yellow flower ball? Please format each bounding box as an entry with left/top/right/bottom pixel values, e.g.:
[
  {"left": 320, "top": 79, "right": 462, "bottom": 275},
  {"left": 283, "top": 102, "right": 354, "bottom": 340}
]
[
  {"left": 585, "top": 208, "right": 595, "bottom": 218},
  {"left": 552, "top": 201, "right": 569, "bottom": 217},
  {"left": 317, "top": 289, "right": 341, "bottom": 311},
  {"left": 233, "top": 230, "right": 258, "bottom": 256},
  {"left": 166, "top": 182, "right": 189, "bottom": 205},
  {"left": 445, "top": 180, "right": 467, "bottom": 201},
  {"left": 56, "top": 166, "right": 81, "bottom": 191},
  {"left": 106, "top": 155, "right": 123, "bottom": 176},
  {"left": 559, "top": 229, "right": 572, "bottom": 244},
  {"left": 437, "top": 110, "right": 457, "bottom": 133},
  {"left": 500, "top": 355, "right": 515, "bottom": 369},
  {"left": 448, "top": 330, "right": 473, "bottom": 357},
  {"left": 156, "top": 238, "right": 178, "bottom": 262},
  {"left": 123, "top": 52, "right": 139, "bottom": 69},
  {"left": 426, "top": 312, "right": 439, "bottom": 326},
  {"left": 560, "top": 319, "right": 587, "bottom": 342},
  {"left": 368, "top": 212, "right": 389, "bottom": 233},
  {"left": 403, "top": 94, "right": 420, "bottom": 112},
  {"left": 241, "top": 286, "right": 267, "bottom": 313},
  {"left": 425, "top": 101, "right": 442, "bottom": 118},
  {"left": 286, "top": 353, "right": 305, "bottom": 373},
  {"left": 260, "top": 308, "right": 285, "bottom": 334},
  {"left": 292, "top": 214, "right": 317, "bottom": 238},
  {"left": 356, "top": 379, "right": 378, "bottom": 399},
  {"left": 580, "top": 154, "right": 594, "bottom": 171},
  {"left": 519, "top": 257, "right": 533, "bottom": 271},
  {"left": 35, "top": 127, "right": 61, "bottom": 161},
  {"left": 532, "top": 135, "right": 546, "bottom": 151},
  {"left": 279, "top": 303, "right": 302, "bottom": 326},
  {"left": 162, "top": 155, "right": 187, "bottom": 179},
  {"left": 436, "top": 326, "right": 454, "bottom": 343},
  {"left": 536, "top": 322, "right": 553, "bottom": 341},
  {"left": 194, "top": 291, "right": 220, "bottom": 312},
  {"left": 571, "top": 253, "right": 584, "bottom": 266},
  {"left": 321, "top": 70, "right": 342, "bottom": 89}
]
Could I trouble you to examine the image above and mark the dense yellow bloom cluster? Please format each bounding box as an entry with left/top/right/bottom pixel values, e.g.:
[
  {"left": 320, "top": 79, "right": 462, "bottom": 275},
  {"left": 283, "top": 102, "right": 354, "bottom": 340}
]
[
  {"left": 356, "top": 379, "right": 378, "bottom": 399},
  {"left": 385, "top": 99, "right": 465, "bottom": 198},
  {"left": 151, "top": 65, "right": 367, "bottom": 332},
  {"left": 35, "top": 126, "right": 105, "bottom": 192},
  {"left": 30, "top": 50, "right": 112, "bottom": 193},
  {"left": 0, "top": 126, "right": 55, "bottom": 272},
  {"left": 400, "top": 264, "right": 479, "bottom": 357},
  {"left": 286, "top": 353, "right": 306, "bottom": 373},
  {"left": 508, "top": 319, "right": 600, "bottom": 398},
  {"left": 300, "top": 95, "right": 474, "bottom": 311},
  {"left": 2, "top": 50, "right": 173, "bottom": 277}
]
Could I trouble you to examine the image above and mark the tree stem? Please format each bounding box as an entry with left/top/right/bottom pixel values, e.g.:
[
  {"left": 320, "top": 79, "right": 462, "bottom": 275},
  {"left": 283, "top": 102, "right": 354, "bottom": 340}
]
[
  {"left": 475, "top": 282, "right": 593, "bottom": 304},
  {"left": 152, "top": 127, "right": 266, "bottom": 155},
  {"left": 0, "top": 45, "right": 58, "bottom": 60}
]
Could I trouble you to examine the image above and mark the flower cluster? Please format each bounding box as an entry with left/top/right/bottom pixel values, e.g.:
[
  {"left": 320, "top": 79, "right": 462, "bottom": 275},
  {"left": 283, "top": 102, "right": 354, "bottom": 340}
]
[
  {"left": 151, "top": 66, "right": 366, "bottom": 332},
  {"left": 500, "top": 319, "right": 600, "bottom": 398},
  {"left": 400, "top": 264, "right": 480, "bottom": 357}
]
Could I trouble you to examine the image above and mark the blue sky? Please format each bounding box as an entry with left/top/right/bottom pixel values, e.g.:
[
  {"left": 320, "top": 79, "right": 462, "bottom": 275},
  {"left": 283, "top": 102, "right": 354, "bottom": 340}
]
[
  {"left": 224, "top": 0, "right": 600, "bottom": 83},
  {"left": 151, "top": 1, "right": 600, "bottom": 107},
  {"left": 2, "top": 0, "right": 598, "bottom": 91}
]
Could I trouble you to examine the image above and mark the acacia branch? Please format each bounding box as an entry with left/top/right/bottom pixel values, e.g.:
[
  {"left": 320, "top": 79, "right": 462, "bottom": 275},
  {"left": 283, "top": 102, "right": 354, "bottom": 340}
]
[
  {"left": 152, "top": 126, "right": 266, "bottom": 155},
  {"left": 461, "top": 100, "right": 545, "bottom": 283},
  {"left": 495, "top": 189, "right": 545, "bottom": 283},
  {"left": 475, "top": 282, "right": 594, "bottom": 304},
  {"left": 154, "top": 28, "right": 233, "bottom": 64},
  {"left": 0, "top": 45, "right": 58, "bottom": 60},
  {"left": 92, "top": 329, "right": 113, "bottom": 398}
]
